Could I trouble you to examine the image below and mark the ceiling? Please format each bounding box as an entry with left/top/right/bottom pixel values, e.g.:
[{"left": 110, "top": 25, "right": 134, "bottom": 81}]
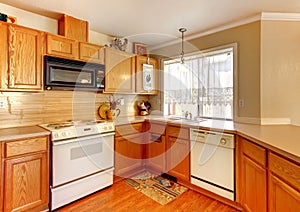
[{"left": 1, "top": 0, "right": 300, "bottom": 48}]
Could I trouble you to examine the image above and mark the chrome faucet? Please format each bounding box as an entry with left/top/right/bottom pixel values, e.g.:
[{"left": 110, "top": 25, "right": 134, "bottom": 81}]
[{"left": 185, "top": 111, "right": 189, "bottom": 119}]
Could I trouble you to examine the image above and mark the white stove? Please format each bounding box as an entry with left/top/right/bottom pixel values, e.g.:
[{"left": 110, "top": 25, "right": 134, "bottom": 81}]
[
  {"left": 40, "top": 120, "right": 115, "bottom": 141},
  {"left": 40, "top": 120, "right": 115, "bottom": 210}
]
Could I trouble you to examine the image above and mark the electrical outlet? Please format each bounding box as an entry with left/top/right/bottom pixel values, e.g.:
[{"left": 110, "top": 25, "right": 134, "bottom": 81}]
[
  {"left": 119, "top": 98, "right": 125, "bottom": 106},
  {"left": 0, "top": 99, "right": 7, "bottom": 109},
  {"left": 239, "top": 99, "right": 244, "bottom": 108}
]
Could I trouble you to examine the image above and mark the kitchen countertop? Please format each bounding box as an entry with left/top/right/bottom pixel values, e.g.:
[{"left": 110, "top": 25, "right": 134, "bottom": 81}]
[
  {"left": 115, "top": 116, "right": 300, "bottom": 163},
  {"left": 0, "top": 125, "right": 50, "bottom": 142}
]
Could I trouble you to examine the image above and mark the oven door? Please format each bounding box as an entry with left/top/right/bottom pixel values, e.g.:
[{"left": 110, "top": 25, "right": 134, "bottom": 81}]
[{"left": 52, "top": 133, "right": 114, "bottom": 187}]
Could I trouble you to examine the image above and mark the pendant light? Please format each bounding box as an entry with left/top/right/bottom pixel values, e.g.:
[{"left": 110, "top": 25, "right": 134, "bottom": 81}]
[{"left": 179, "top": 28, "right": 187, "bottom": 64}]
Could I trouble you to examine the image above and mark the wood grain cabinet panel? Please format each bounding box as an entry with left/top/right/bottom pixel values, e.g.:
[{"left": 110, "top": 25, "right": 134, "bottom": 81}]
[
  {"left": 114, "top": 133, "right": 145, "bottom": 177},
  {"left": 2, "top": 136, "right": 49, "bottom": 212},
  {"left": 166, "top": 125, "right": 190, "bottom": 182},
  {"left": 46, "top": 33, "right": 78, "bottom": 59},
  {"left": 268, "top": 152, "right": 300, "bottom": 212},
  {"left": 2, "top": 24, "right": 43, "bottom": 90},
  {"left": 238, "top": 137, "right": 267, "bottom": 212},
  {"left": 4, "top": 153, "right": 49, "bottom": 212},
  {"left": 104, "top": 48, "right": 135, "bottom": 93},
  {"left": 79, "top": 42, "right": 104, "bottom": 64},
  {"left": 146, "top": 134, "right": 166, "bottom": 174},
  {"left": 135, "top": 56, "right": 158, "bottom": 94}
]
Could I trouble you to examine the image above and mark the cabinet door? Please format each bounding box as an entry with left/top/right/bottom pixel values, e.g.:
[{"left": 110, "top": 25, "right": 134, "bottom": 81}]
[
  {"left": 135, "top": 56, "right": 158, "bottom": 94},
  {"left": 241, "top": 155, "right": 267, "bottom": 212},
  {"left": 0, "top": 22, "right": 8, "bottom": 89},
  {"left": 114, "top": 133, "right": 144, "bottom": 177},
  {"left": 4, "top": 153, "right": 49, "bottom": 212},
  {"left": 269, "top": 174, "right": 300, "bottom": 212},
  {"left": 239, "top": 138, "right": 267, "bottom": 212},
  {"left": 146, "top": 134, "right": 166, "bottom": 173},
  {"left": 79, "top": 42, "right": 104, "bottom": 64},
  {"left": 7, "top": 25, "right": 43, "bottom": 90},
  {"left": 166, "top": 136, "right": 190, "bottom": 182},
  {"left": 46, "top": 33, "right": 78, "bottom": 59},
  {"left": 105, "top": 48, "right": 135, "bottom": 93}
]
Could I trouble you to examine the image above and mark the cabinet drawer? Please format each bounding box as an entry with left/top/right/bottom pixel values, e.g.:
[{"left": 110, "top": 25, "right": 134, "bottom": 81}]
[
  {"left": 115, "top": 123, "right": 144, "bottom": 137},
  {"left": 241, "top": 138, "right": 266, "bottom": 167},
  {"left": 167, "top": 125, "right": 189, "bottom": 140},
  {"left": 269, "top": 152, "right": 300, "bottom": 190},
  {"left": 5, "top": 137, "right": 48, "bottom": 158}
]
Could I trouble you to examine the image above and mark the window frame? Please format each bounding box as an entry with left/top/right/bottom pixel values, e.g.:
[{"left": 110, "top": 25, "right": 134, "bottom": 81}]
[{"left": 161, "top": 43, "right": 238, "bottom": 121}]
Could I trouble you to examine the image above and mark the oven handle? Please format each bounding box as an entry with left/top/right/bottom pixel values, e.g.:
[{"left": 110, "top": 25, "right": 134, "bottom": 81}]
[{"left": 52, "top": 132, "right": 115, "bottom": 146}]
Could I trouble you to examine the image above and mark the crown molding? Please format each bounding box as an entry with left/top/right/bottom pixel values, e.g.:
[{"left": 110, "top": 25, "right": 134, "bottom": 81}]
[
  {"left": 151, "top": 12, "right": 300, "bottom": 51},
  {"left": 261, "top": 12, "right": 300, "bottom": 21}
]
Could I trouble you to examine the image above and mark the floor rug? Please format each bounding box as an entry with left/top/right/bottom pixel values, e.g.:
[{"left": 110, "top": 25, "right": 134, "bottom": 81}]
[{"left": 125, "top": 172, "right": 188, "bottom": 205}]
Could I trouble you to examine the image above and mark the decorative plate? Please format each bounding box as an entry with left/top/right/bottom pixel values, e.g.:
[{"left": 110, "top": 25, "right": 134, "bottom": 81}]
[{"left": 98, "top": 104, "right": 110, "bottom": 119}]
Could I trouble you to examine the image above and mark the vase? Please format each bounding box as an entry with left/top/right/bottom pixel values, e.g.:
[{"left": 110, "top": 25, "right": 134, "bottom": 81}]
[{"left": 106, "top": 109, "right": 120, "bottom": 120}]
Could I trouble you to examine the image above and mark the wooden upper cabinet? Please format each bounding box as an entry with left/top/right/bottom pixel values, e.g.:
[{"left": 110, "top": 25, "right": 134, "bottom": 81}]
[
  {"left": 104, "top": 48, "right": 135, "bottom": 93},
  {"left": 79, "top": 42, "right": 104, "bottom": 64},
  {"left": 135, "top": 56, "right": 158, "bottom": 95},
  {"left": 46, "top": 33, "right": 78, "bottom": 59},
  {"left": 58, "top": 14, "right": 88, "bottom": 42},
  {"left": 0, "top": 24, "right": 43, "bottom": 91},
  {"left": 0, "top": 22, "right": 8, "bottom": 90}
]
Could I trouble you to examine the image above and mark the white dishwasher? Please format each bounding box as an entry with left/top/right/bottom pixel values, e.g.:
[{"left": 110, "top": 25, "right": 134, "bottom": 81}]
[{"left": 190, "top": 128, "right": 235, "bottom": 200}]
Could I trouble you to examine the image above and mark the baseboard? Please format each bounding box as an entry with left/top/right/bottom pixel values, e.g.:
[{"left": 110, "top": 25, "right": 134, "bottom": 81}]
[
  {"left": 234, "top": 117, "right": 261, "bottom": 124},
  {"left": 261, "top": 118, "right": 291, "bottom": 125}
]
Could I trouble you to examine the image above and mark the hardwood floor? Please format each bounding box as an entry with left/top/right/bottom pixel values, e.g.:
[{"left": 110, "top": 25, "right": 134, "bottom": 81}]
[{"left": 56, "top": 180, "right": 240, "bottom": 212}]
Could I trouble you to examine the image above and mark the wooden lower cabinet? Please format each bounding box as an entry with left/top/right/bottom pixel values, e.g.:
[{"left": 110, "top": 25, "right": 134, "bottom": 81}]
[
  {"left": 268, "top": 152, "right": 300, "bottom": 212},
  {"left": 239, "top": 137, "right": 267, "bottom": 212},
  {"left": 4, "top": 153, "right": 49, "bottom": 212},
  {"left": 146, "top": 134, "right": 166, "bottom": 174},
  {"left": 166, "top": 125, "right": 190, "bottom": 182},
  {"left": 238, "top": 136, "right": 300, "bottom": 212},
  {"left": 2, "top": 136, "right": 49, "bottom": 212},
  {"left": 114, "top": 125, "right": 145, "bottom": 177}
]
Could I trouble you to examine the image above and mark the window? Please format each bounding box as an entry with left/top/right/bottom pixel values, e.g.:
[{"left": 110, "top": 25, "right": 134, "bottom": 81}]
[{"left": 163, "top": 44, "right": 236, "bottom": 120}]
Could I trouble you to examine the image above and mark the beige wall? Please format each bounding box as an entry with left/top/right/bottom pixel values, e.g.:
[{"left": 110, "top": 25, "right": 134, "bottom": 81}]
[
  {"left": 261, "top": 20, "right": 300, "bottom": 125},
  {"left": 153, "top": 22, "right": 262, "bottom": 122}
]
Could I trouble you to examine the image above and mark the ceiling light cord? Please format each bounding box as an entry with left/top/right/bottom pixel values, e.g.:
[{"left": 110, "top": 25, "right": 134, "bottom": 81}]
[{"left": 179, "top": 28, "right": 187, "bottom": 64}]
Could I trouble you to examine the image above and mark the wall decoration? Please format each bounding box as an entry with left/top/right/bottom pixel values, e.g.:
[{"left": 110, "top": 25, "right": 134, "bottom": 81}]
[
  {"left": 105, "top": 37, "right": 128, "bottom": 51},
  {"left": 134, "top": 43, "right": 148, "bottom": 56},
  {"left": 143, "top": 64, "right": 153, "bottom": 92}
]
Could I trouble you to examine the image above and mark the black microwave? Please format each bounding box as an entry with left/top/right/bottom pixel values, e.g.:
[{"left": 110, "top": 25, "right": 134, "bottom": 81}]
[{"left": 44, "top": 56, "right": 105, "bottom": 91}]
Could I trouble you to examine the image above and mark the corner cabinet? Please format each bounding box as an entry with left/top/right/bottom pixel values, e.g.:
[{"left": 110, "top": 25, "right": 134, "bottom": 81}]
[
  {"left": 0, "top": 23, "right": 43, "bottom": 91},
  {"left": 114, "top": 123, "right": 145, "bottom": 177},
  {"left": 104, "top": 48, "right": 136, "bottom": 93},
  {"left": 2, "top": 136, "right": 50, "bottom": 212},
  {"left": 166, "top": 125, "right": 190, "bottom": 182},
  {"left": 135, "top": 56, "right": 158, "bottom": 95}
]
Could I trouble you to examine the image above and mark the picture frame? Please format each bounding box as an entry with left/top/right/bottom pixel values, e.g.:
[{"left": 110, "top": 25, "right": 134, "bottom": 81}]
[{"left": 134, "top": 43, "right": 148, "bottom": 56}]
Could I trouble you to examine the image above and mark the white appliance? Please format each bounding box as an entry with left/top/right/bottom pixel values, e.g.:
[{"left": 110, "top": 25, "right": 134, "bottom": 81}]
[
  {"left": 40, "top": 120, "right": 115, "bottom": 210},
  {"left": 190, "top": 128, "right": 235, "bottom": 200}
]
